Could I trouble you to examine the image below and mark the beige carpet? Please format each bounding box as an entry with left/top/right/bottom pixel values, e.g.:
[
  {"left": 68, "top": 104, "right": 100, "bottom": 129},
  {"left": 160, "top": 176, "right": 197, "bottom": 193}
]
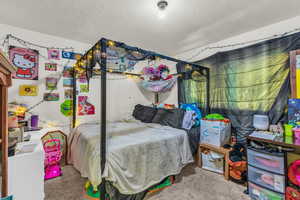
[{"left": 45, "top": 164, "right": 249, "bottom": 200}]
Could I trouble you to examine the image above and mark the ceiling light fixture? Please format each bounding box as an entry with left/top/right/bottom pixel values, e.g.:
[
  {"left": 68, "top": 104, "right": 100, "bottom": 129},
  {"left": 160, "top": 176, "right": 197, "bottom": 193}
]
[{"left": 157, "top": 0, "right": 168, "bottom": 10}]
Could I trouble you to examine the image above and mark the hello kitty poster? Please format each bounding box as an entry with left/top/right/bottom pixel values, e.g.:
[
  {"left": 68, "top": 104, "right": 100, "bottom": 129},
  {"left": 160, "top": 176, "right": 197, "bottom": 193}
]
[{"left": 9, "top": 46, "right": 39, "bottom": 80}]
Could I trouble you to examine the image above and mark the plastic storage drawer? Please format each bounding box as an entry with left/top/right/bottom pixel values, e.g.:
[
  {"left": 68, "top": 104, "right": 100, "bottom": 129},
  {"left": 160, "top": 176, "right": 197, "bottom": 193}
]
[
  {"left": 247, "top": 148, "right": 285, "bottom": 175},
  {"left": 248, "top": 166, "right": 285, "bottom": 193},
  {"left": 248, "top": 182, "right": 284, "bottom": 200}
]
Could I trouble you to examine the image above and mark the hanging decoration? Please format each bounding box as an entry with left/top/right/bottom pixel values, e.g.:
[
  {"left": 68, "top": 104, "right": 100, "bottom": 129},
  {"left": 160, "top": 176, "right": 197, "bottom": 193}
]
[
  {"left": 106, "top": 47, "right": 137, "bottom": 72},
  {"left": 140, "top": 64, "right": 176, "bottom": 92},
  {"left": 63, "top": 78, "right": 73, "bottom": 87},
  {"left": 80, "top": 84, "right": 89, "bottom": 93},
  {"left": 45, "top": 63, "right": 57, "bottom": 71},
  {"left": 47, "top": 49, "right": 60, "bottom": 60},
  {"left": 64, "top": 89, "right": 73, "bottom": 99},
  {"left": 78, "top": 96, "right": 95, "bottom": 115},
  {"left": 45, "top": 77, "right": 58, "bottom": 90},
  {"left": 60, "top": 100, "right": 73, "bottom": 116},
  {"left": 19, "top": 85, "right": 38, "bottom": 96},
  {"left": 9, "top": 46, "right": 39, "bottom": 80},
  {"left": 43, "top": 93, "right": 59, "bottom": 101},
  {"left": 62, "top": 51, "right": 82, "bottom": 60}
]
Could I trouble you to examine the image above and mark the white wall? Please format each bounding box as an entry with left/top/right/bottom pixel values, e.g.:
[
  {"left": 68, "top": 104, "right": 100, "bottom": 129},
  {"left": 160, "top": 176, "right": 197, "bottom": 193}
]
[
  {"left": 0, "top": 24, "right": 178, "bottom": 132},
  {"left": 175, "top": 15, "right": 300, "bottom": 62}
]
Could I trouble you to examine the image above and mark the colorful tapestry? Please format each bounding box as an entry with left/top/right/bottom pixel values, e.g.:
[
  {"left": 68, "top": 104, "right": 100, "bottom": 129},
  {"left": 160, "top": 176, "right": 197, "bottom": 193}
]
[
  {"left": 178, "top": 32, "right": 300, "bottom": 143},
  {"left": 9, "top": 46, "right": 39, "bottom": 80}
]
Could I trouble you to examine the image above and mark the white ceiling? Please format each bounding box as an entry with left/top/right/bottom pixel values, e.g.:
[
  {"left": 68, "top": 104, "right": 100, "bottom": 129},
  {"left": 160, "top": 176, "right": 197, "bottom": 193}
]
[{"left": 0, "top": 0, "right": 300, "bottom": 55}]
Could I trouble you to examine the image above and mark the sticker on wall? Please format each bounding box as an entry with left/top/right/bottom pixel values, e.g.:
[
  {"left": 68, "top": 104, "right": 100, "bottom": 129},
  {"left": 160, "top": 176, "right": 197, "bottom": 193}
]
[
  {"left": 79, "top": 78, "right": 87, "bottom": 83},
  {"left": 63, "top": 78, "right": 73, "bottom": 87},
  {"left": 64, "top": 89, "right": 73, "bottom": 99},
  {"left": 19, "top": 85, "right": 38, "bottom": 96},
  {"left": 46, "top": 77, "right": 58, "bottom": 90},
  {"left": 45, "top": 63, "right": 57, "bottom": 71},
  {"left": 80, "top": 84, "right": 89, "bottom": 93},
  {"left": 44, "top": 93, "right": 59, "bottom": 101},
  {"left": 48, "top": 49, "right": 60, "bottom": 60},
  {"left": 9, "top": 46, "right": 39, "bottom": 80},
  {"left": 63, "top": 66, "right": 73, "bottom": 78},
  {"left": 60, "top": 100, "right": 73, "bottom": 116},
  {"left": 78, "top": 96, "right": 95, "bottom": 116},
  {"left": 62, "top": 51, "right": 82, "bottom": 60}
]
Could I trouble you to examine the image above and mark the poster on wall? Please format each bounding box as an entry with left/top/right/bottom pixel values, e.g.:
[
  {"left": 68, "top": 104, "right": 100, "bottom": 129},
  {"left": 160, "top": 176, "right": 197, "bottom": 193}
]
[
  {"left": 288, "top": 99, "right": 300, "bottom": 123},
  {"left": 78, "top": 96, "right": 95, "bottom": 116},
  {"left": 19, "top": 85, "right": 38, "bottom": 96},
  {"left": 46, "top": 77, "right": 58, "bottom": 90},
  {"left": 45, "top": 63, "right": 57, "bottom": 71},
  {"left": 48, "top": 49, "right": 60, "bottom": 60},
  {"left": 79, "top": 78, "right": 87, "bottom": 83},
  {"left": 62, "top": 51, "right": 82, "bottom": 60},
  {"left": 64, "top": 89, "right": 73, "bottom": 99},
  {"left": 9, "top": 46, "right": 39, "bottom": 80},
  {"left": 60, "top": 100, "right": 73, "bottom": 116},
  {"left": 44, "top": 93, "right": 59, "bottom": 101},
  {"left": 63, "top": 66, "right": 73, "bottom": 78},
  {"left": 80, "top": 84, "right": 89, "bottom": 93},
  {"left": 63, "top": 78, "right": 73, "bottom": 87}
]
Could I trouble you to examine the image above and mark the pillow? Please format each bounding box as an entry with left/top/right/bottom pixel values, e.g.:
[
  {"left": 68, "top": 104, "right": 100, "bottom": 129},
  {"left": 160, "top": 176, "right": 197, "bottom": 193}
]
[
  {"left": 152, "top": 108, "right": 185, "bottom": 128},
  {"left": 132, "top": 104, "right": 157, "bottom": 123}
]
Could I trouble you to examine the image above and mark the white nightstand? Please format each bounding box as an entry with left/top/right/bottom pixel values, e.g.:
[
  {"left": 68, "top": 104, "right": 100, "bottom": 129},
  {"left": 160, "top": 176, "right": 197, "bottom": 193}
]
[{"left": 7, "top": 131, "right": 45, "bottom": 200}]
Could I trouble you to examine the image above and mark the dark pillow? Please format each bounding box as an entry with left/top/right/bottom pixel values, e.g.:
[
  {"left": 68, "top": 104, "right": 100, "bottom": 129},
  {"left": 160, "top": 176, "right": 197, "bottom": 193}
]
[
  {"left": 152, "top": 108, "right": 185, "bottom": 128},
  {"left": 132, "top": 104, "right": 157, "bottom": 123}
]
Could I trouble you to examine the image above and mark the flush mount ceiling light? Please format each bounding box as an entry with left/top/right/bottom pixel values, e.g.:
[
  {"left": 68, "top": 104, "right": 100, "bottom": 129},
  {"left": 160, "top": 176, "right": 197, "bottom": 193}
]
[{"left": 157, "top": 0, "right": 168, "bottom": 10}]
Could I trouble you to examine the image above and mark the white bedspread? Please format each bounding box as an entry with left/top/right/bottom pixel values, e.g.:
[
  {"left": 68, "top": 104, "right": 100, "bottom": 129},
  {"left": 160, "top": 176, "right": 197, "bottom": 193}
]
[{"left": 68, "top": 121, "right": 193, "bottom": 194}]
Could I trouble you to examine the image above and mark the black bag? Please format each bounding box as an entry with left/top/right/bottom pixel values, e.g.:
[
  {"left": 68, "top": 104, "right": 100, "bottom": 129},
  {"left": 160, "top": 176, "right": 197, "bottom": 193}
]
[{"left": 132, "top": 104, "right": 157, "bottom": 123}]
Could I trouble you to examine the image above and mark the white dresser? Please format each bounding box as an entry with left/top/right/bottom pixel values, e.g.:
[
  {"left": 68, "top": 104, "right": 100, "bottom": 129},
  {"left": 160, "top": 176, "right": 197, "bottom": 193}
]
[{"left": 7, "top": 131, "right": 45, "bottom": 200}]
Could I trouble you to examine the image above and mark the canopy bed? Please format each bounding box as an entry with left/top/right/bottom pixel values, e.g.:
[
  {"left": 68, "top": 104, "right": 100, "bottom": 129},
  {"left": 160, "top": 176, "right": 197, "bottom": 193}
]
[
  {"left": 69, "top": 38, "right": 210, "bottom": 200},
  {"left": 0, "top": 50, "right": 15, "bottom": 198}
]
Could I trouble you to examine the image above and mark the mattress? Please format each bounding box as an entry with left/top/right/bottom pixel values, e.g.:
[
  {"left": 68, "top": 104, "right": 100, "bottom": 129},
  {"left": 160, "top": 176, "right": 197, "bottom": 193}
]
[{"left": 68, "top": 121, "right": 193, "bottom": 194}]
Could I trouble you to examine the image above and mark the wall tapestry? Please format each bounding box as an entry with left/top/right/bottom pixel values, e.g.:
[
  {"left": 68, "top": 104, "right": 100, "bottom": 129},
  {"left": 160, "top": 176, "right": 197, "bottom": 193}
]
[
  {"left": 45, "top": 63, "right": 57, "bottom": 71},
  {"left": 63, "top": 78, "right": 73, "bottom": 87},
  {"left": 19, "top": 85, "right": 38, "bottom": 96},
  {"left": 64, "top": 89, "right": 73, "bottom": 99},
  {"left": 62, "top": 51, "right": 82, "bottom": 60},
  {"left": 78, "top": 96, "right": 95, "bottom": 116},
  {"left": 48, "top": 49, "right": 60, "bottom": 60},
  {"left": 80, "top": 84, "right": 89, "bottom": 93},
  {"left": 9, "top": 46, "right": 39, "bottom": 80},
  {"left": 46, "top": 77, "right": 58, "bottom": 90},
  {"left": 44, "top": 93, "right": 59, "bottom": 101},
  {"left": 63, "top": 66, "right": 73, "bottom": 78},
  {"left": 60, "top": 100, "right": 73, "bottom": 116}
]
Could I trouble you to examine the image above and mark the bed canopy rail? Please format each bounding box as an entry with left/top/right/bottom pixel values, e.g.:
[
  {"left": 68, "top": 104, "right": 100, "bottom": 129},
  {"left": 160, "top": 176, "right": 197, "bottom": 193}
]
[{"left": 72, "top": 38, "right": 210, "bottom": 200}]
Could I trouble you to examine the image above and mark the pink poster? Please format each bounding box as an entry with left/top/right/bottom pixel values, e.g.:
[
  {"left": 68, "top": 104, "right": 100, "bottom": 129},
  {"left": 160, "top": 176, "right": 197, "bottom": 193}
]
[
  {"left": 9, "top": 46, "right": 39, "bottom": 80},
  {"left": 78, "top": 96, "right": 95, "bottom": 116},
  {"left": 48, "top": 49, "right": 60, "bottom": 60}
]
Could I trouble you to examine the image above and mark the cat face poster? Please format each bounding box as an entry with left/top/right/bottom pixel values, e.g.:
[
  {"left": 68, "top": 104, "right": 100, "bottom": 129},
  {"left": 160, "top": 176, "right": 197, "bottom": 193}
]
[{"left": 9, "top": 46, "right": 39, "bottom": 80}]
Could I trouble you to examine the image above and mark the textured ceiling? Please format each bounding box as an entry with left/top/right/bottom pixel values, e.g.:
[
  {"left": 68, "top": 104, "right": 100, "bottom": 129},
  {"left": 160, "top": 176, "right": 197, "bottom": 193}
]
[{"left": 0, "top": 0, "right": 300, "bottom": 55}]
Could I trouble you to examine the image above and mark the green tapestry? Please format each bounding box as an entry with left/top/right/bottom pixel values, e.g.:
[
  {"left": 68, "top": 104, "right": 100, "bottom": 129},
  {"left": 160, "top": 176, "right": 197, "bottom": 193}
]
[{"left": 178, "top": 32, "right": 300, "bottom": 142}]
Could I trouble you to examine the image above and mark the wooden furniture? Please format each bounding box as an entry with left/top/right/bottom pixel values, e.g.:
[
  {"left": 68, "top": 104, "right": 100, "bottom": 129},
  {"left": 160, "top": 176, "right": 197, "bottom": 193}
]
[
  {"left": 0, "top": 50, "right": 15, "bottom": 197},
  {"left": 196, "top": 143, "right": 230, "bottom": 180}
]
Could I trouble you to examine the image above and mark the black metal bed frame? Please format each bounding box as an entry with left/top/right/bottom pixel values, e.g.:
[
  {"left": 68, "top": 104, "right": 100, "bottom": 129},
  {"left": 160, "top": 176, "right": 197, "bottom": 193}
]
[{"left": 72, "top": 38, "right": 210, "bottom": 200}]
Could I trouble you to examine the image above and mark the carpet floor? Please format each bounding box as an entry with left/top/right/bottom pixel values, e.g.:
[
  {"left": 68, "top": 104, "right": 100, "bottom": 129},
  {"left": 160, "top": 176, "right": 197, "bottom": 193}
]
[{"left": 45, "top": 164, "right": 249, "bottom": 200}]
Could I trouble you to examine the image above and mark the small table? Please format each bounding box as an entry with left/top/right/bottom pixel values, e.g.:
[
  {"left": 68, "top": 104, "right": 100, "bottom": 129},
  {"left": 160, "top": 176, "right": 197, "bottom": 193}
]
[{"left": 196, "top": 143, "right": 230, "bottom": 180}]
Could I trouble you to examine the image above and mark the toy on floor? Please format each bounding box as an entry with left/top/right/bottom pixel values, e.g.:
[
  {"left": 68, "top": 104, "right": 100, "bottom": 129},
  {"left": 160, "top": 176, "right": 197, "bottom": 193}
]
[
  {"left": 43, "top": 139, "right": 62, "bottom": 180},
  {"left": 288, "top": 160, "right": 300, "bottom": 187}
]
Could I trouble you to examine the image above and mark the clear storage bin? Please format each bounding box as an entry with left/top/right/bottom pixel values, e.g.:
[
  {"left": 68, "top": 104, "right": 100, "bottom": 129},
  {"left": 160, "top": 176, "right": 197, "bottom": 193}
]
[
  {"left": 248, "top": 182, "right": 284, "bottom": 200},
  {"left": 248, "top": 166, "right": 285, "bottom": 193},
  {"left": 247, "top": 148, "right": 285, "bottom": 175}
]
